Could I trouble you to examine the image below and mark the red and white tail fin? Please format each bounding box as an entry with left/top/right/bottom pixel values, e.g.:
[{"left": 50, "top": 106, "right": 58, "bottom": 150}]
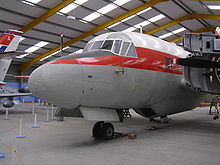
[
  {"left": 0, "top": 29, "right": 23, "bottom": 53},
  {"left": 0, "top": 29, "right": 23, "bottom": 84}
]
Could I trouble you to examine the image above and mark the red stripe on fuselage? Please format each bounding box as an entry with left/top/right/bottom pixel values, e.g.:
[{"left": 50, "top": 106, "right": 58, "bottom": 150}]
[{"left": 48, "top": 47, "right": 183, "bottom": 75}]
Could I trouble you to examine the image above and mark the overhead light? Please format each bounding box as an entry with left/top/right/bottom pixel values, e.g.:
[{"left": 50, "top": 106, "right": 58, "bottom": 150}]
[
  {"left": 83, "top": 12, "right": 102, "bottom": 22},
  {"left": 67, "top": 15, "right": 76, "bottom": 20},
  {"left": 207, "top": 5, "right": 220, "bottom": 10},
  {"left": 40, "top": 46, "right": 70, "bottom": 61},
  {"left": 98, "top": 4, "right": 117, "bottom": 14},
  {"left": 59, "top": 3, "right": 78, "bottom": 14},
  {"left": 149, "top": 14, "right": 165, "bottom": 22},
  {"left": 24, "top": 41, "right": 49, "bottom": 53}
]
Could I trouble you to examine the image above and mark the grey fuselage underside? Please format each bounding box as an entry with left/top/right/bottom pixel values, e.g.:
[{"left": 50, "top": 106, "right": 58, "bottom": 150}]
[{"left": 29, "top": 63, "right": 208, "bottom": 118}]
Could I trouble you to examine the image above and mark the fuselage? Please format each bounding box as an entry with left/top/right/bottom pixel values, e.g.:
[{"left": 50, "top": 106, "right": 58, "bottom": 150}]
[{"left": 29, "top": 32, "right": 208, "bottom": 118}]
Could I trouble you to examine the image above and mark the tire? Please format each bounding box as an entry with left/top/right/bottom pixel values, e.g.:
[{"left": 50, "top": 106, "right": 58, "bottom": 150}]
[
  {"left": 92, "top": 121, "right": 104, "bottom": 140},
  {"left": 100, "top": 123, "right": 114, "bottom": 140}
]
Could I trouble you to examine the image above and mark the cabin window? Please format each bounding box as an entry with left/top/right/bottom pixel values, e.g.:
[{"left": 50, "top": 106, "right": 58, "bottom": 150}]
[
  {"left": 165, "top": 57, "right": 172, "bottom": 70},
  {"left": 101, "top": 40, "right": 114, "bottom": 50},
  {"left": 84, "top": 42, "right": 93, "bottom": 52},
  {"left": 112, "top": 40, "right": 122, "bottom": 54},
  {"left": 126, "top": 43, "right": 137, "bottom": 57},
  {"left": 90, "top": 41, "right": 104, "bottom": 50},
  {"left": 121, "top": 42, "right": 130, "bottom": 56}
]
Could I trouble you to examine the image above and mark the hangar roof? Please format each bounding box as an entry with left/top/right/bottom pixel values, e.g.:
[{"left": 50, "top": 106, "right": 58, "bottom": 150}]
[{"left": 0, "top": 0, "right": 219, "bottom": 72}]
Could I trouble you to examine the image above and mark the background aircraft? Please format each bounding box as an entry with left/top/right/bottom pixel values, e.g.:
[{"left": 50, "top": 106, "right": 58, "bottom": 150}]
[
  {"left": 0, "top": 29, "right": 31, "bottom": 108},
  {"left": 29, "top": 31, "right": 217, "bottom": 140}
]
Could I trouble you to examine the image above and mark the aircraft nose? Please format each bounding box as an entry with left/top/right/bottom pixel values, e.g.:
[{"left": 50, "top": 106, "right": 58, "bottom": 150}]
[{"left": 28, "top": 64, "right": 83, "bottom": 109}]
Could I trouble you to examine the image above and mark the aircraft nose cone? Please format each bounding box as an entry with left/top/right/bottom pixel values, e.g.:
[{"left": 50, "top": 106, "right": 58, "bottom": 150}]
[{"left": 28, "top": 64, "right": 83, "bottom": 109}]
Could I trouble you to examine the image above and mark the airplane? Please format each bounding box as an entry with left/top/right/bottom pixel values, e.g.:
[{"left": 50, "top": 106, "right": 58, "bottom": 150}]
[
  {"left": 28, "top": 31, "right": 219, "bottom": 140},
  {"left": 0, "top": 29, "right": 31, "bottom": 108}
]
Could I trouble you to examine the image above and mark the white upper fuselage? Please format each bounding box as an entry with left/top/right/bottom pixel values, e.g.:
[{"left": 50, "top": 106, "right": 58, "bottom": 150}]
[
  {"left": 29, "top": 32, "right": 207, "bottom": 118},
  {"left": 90, "top": 32, "right": 189, "bottom": 58}
]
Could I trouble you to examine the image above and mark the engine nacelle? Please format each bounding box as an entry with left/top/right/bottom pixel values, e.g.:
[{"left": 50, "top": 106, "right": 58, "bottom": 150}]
[
  {"left": 3, "top": 99, "right": 14, "bottom": 108},
  {"left": 178, "top": 33, "right": 220, "bottom": 94}
]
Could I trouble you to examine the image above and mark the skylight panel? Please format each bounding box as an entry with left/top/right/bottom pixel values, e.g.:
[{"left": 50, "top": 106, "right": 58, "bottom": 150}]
[
  {"left": 149, "top": 14, "right": 165, "bottom": 22},
  {"left": 159, "top": 33, "right": 173, "bottom": 39},
  {"left": 207, "top": 5, "right": 220, "bottom": 10},
  {"left": 16, "top": 53, "right": 29, "bottom": 59},
  {"left": 172, "top": 27, "right": 186, "bottom": 34},
  {"left": 123, "top": 27, "right": 137, "bottom": 32},
  {"left": 25, "top": 41, "right": 49, "bottom": 53},
  {"left": 159, "top": 27, "right": 186, "bottom": 39},
  {"left": 108, "top": 22, "right": 121, "bottom": 28},
  {"left": 21, "top": 1, "right": 35, "bottom": 6},
  {"left": 136, "top": 7, "right": 152, "bottom": 15},
  {"left": 26, "top": 0, "right": 42, "bottom": 3},
  {"left": 40, "top": 47, "right": 70, "bottom": 61},
  {"left": 98, "top": 4, "right": 117, "bottom": 14},
  {"left": 134, "top": 20, "right": 150, "bottom": 28},
  {"left": 83, "top": 12, "right": 102, "bottom": 22},
  {"left": 74, "top": 0, "right": 89, "bottom": 5},
  {"left": 114, "top": 0, "right": 132, "bottom": 6},
  {"left": 108, "top": 7, "right": 152, "bottom": 29},
  {"left": 59, "top": 3, "right": 79, "bottom": 14},
  {"left": 121, "top": 15, "right": 136, "bottom": 22}
]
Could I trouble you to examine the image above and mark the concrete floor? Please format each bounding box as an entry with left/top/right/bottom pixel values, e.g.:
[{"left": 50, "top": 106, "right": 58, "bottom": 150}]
[{"left": 0, "top": 104, "right": 220, "bottom": 165}]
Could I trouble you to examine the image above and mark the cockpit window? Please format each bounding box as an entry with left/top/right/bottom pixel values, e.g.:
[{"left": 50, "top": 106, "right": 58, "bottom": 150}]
[
  {"left": 84, "top": 42, "right": 93, "bottom": 52},
  {"left": 112, "top": 40, "right": 122, "bottom": 54},
  {"left": 90, "top": 41, "right": 104, "bottom": 50},
  {"left": 100, "top": 40, "right": 114, "bottom": 50},
  {"left": 126, "top": 43, "right": 137, "bottom": 57},
  {"left": 121, "top": 42, "right": 130, "bottom": 56},
  {"left": 83, "top": 39, "right": 137, "bottom": 58}
]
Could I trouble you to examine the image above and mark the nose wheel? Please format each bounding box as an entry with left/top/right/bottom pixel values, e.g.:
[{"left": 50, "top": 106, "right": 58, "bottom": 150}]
[{"left": 92, "top": 121, "right": 114, "bottom": 140}]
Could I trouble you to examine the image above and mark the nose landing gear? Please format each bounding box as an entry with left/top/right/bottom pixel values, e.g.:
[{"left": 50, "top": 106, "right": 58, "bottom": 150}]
[{"left": 92, "top": 121, "right": 114, "bottom": 140}]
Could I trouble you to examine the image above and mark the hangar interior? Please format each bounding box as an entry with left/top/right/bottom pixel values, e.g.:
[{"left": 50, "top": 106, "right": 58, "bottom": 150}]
[
  {"left": 1, "top": 1, "right": 220, "bottom": 165},
  {"left": 1, "top": 0, "right": 220, "bottom": 80}
]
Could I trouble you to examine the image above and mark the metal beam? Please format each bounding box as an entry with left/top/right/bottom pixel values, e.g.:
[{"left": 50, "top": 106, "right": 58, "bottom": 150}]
[
  {"left": 145, "top": 14, "right": 220, "bottom": 35},
  {"left": 21, "top": 0, "right": 169, "bottom": 72},
  {"left": 168, "top": 27, "right": 216, "bottom": 43},
  {"left": 20, "top": 0, "right": 76, "bottom": 33}
]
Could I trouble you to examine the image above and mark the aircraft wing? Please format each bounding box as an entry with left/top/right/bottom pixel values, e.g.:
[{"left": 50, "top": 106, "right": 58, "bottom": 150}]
[
  {"left": 0, "top": 51, "right": 27, "bottom": 59},
  {"left": 0, "top": 93, "right": 32, "bottom": 98}
]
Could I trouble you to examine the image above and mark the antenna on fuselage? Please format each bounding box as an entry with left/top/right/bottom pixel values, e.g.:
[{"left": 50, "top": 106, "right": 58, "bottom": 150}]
[
  {"left": 140, "top": 26, "right": 143, "bottom": 34},
  {"left": 60, "top": 33, "right": 64, "bottom": 56}
]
